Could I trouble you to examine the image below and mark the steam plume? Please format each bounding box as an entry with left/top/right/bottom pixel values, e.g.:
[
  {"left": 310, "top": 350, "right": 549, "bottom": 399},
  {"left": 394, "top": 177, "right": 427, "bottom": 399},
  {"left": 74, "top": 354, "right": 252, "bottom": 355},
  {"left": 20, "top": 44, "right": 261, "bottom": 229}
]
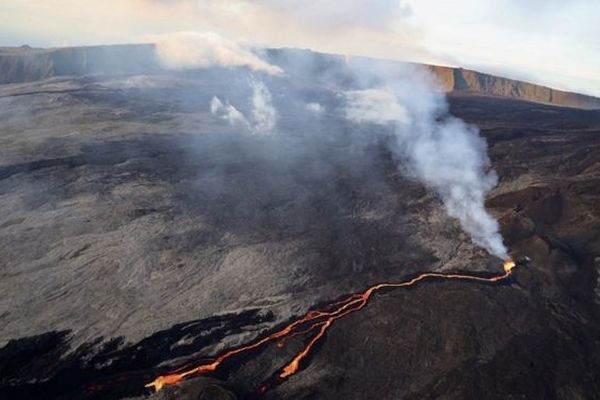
[
  {"left": 249, "top": 78, "right": 277, "bottom": 133},
  {"left": 306, "top": 102, "right": 324, "bottom": 113},
  {"left": 210, "top": 77, "right": 277, "bottom": 135},
  {"left": 153, "top": 31, "right": 283, "bottom": 75},
  {"left": 165, "top": 35, "right": 506, "bottom": 258},
  {"left": 210, "top": 96, "right": 251, "bottom": 128},
  {"left": 343, "top": 66, "right": 507, "bottom": 259}
]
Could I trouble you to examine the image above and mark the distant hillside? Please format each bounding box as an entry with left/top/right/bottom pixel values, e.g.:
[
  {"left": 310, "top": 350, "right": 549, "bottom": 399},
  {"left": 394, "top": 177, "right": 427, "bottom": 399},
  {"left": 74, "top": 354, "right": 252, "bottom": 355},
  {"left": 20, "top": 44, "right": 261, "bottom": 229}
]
[
  {"left": 1, "top": 44, "right": 598, "bottom": 109},
  {"left": 0, "top": 44, "right": 159, "bottom": 84},
  {"left": 427, "top": 65, "right": 600, "bottom": 109}
]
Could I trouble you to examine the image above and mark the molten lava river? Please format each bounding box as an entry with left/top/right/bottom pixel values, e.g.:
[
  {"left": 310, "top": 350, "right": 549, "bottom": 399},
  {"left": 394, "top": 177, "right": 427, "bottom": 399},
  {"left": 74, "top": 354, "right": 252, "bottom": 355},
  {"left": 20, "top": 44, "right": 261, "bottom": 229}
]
[{"left": 144, "top": 260, "right": 516, "bottom": 396}]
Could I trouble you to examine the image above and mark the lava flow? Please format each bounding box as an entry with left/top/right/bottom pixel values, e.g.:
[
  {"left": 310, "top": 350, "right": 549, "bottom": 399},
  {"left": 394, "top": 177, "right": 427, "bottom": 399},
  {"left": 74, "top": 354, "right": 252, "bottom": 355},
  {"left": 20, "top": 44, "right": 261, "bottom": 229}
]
[{"left": 146, "top": 259, "right": 517, "bottom": 393}]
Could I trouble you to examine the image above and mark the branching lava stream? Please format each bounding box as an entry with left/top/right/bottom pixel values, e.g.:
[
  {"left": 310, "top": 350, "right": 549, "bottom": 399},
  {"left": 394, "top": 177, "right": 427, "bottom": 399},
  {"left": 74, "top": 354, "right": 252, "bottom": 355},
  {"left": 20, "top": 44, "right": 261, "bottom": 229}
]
[{"left": 145, "top": 259, "right": 516, "bottom": 394}]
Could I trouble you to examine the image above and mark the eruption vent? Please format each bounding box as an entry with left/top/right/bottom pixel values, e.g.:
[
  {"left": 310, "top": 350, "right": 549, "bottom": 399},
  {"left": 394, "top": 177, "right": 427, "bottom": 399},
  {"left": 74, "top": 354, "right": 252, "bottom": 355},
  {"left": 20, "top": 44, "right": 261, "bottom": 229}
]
[{"left": 503, "top": 258, "right": 516, "bottom": 273}]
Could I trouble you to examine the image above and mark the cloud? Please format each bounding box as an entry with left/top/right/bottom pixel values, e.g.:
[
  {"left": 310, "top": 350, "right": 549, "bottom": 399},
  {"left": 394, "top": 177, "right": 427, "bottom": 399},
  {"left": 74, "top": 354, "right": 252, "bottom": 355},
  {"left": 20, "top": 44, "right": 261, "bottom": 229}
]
[
  {"left": 152, "top": 31, "right": 283, "bottom": 75},
  {"left": 0, "top": 0, "right": 598, "bottom": 95},
  {"left": 403, "top": 0, "right": 600, "bottom": 95},
  {"left": 254, "top": 0, "right": 411, "bottom": 30}
]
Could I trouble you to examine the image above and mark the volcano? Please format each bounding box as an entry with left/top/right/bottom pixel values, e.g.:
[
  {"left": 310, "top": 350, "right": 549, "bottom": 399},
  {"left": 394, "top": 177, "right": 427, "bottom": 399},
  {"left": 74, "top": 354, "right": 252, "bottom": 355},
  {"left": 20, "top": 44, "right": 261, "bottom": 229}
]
[{"left": 1, "top": 46, "right": 600, "bottom": 400}]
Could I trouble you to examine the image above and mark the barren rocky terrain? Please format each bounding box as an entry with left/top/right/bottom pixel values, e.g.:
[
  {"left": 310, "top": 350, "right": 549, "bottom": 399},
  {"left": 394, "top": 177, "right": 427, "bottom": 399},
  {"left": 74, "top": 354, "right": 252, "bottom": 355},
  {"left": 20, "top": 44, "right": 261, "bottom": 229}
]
[
  {"left": 2, "top": 45, "right": 599, "bottom": 109},
  {"left": 1, "top": 48, "right": 600, "bottom": 400}
]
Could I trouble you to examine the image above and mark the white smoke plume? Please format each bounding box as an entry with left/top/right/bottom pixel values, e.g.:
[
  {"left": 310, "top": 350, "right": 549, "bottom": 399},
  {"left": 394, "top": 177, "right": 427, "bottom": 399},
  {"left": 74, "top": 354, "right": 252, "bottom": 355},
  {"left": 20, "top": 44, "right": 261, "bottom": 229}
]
[
  {"left": 210, "top": 96, "right": 251, "bottom": 128},
  {"left": 306, "top": 102, "right": 325, "bottom": 113},
  {"left": 153, "top": 31, "right": 283, "bottom": 75},
  {"left": 210, "top": 77, "right": 277, "bottom": 135},
  {"left": 198, "top": 45, "right": 505, "bottom": 258},
  {"left": 249, "top": 78, "right": 277, "bottom": 133},
  {"left": 344, "top": 76, "right": 507, "bottom": 259},
  {"left": 344, "top": 88, "right": 410, "bottom": 124}
]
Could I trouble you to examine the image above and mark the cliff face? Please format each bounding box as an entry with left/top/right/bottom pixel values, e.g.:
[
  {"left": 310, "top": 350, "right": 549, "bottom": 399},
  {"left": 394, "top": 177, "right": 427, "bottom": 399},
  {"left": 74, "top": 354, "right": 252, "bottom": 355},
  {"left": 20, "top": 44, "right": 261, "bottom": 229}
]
[
  {"left": 1, "top": 45, "right": 598, "bottom": 109},
  {"left": 428, "top": 65, "right": 600, "bottom": 109},
  {"left": 0, "top": 44, "right": 158, "bottom": 84}
]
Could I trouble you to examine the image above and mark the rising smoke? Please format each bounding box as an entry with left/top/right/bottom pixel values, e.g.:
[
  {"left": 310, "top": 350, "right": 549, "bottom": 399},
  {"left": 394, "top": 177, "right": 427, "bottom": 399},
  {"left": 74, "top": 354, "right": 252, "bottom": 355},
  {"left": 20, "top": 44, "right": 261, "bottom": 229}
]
[
  {"left": 156, "top": 32, "right": 507, "bottom": 259},
  {"left": 210, "top": 77, "right": 277, "bottom": 134},
  {"left": 210, "top": 96, "right": 251, "bottom": 128},
  {"left": 306, "top": 102, "right": 324, "bottom": 114},
  {"left": 341, "top": 61, "right": 507, "bottom": 259},
  {"left": 152, "top": 31, "right": 283, "bottom": 75},
  {"left": 249, "top": 78, "right": 277, "bottom": 133}
]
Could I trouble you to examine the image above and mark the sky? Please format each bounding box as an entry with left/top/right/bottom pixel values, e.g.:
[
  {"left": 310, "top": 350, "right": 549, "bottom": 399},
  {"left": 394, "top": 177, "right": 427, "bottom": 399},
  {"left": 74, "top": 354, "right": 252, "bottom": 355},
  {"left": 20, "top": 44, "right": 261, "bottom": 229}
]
[{"left": 0, "top": 0, "right": 598, "bottom": 96}]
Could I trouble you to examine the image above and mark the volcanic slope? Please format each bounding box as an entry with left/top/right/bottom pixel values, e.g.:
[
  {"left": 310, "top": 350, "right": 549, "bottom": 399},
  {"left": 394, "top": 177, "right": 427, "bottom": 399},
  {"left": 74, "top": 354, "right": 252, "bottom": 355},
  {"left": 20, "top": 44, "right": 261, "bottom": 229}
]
[{"left": 1, "top": 62, "right": 600, "bottom": 399}]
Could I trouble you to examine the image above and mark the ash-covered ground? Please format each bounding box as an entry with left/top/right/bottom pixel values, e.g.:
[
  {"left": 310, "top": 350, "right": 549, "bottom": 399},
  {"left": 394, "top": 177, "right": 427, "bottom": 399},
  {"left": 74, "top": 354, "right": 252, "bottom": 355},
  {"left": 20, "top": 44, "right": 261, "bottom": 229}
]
[{"left": 1, "top": 54, "right": 600, "bottom": 400}]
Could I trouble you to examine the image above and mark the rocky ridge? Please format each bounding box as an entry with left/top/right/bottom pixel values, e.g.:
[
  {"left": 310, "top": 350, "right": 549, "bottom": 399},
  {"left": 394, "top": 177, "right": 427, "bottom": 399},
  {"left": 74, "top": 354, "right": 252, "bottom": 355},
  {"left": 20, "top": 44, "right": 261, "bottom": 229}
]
[{"left": 1, "top": 45, "right": 598, "bottom": 109}]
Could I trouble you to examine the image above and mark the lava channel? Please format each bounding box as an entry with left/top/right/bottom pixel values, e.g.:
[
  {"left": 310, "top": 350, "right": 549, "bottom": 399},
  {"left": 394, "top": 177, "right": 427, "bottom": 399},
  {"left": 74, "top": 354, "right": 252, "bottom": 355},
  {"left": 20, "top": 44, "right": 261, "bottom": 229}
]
[{"left": 145, "top": 259, "right": 516, "bottom": 394}]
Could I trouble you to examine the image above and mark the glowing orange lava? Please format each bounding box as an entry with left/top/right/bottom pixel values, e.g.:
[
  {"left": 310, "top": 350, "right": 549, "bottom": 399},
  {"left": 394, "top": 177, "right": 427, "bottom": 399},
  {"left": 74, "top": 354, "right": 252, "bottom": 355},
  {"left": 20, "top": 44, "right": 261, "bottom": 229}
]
[
  {"left": 145, "top": 260, "right": 516, "bottom": 393},
  {"left": 503, "top": 258, "right": 516, "bottom": 273}
]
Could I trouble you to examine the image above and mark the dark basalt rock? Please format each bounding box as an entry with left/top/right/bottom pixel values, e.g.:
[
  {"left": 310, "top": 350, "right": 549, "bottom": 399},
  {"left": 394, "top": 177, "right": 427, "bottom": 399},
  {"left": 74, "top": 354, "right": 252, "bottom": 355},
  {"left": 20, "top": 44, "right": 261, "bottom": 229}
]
[{"left": 1, "top": 54, "right": 600, "bottom": 400}]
